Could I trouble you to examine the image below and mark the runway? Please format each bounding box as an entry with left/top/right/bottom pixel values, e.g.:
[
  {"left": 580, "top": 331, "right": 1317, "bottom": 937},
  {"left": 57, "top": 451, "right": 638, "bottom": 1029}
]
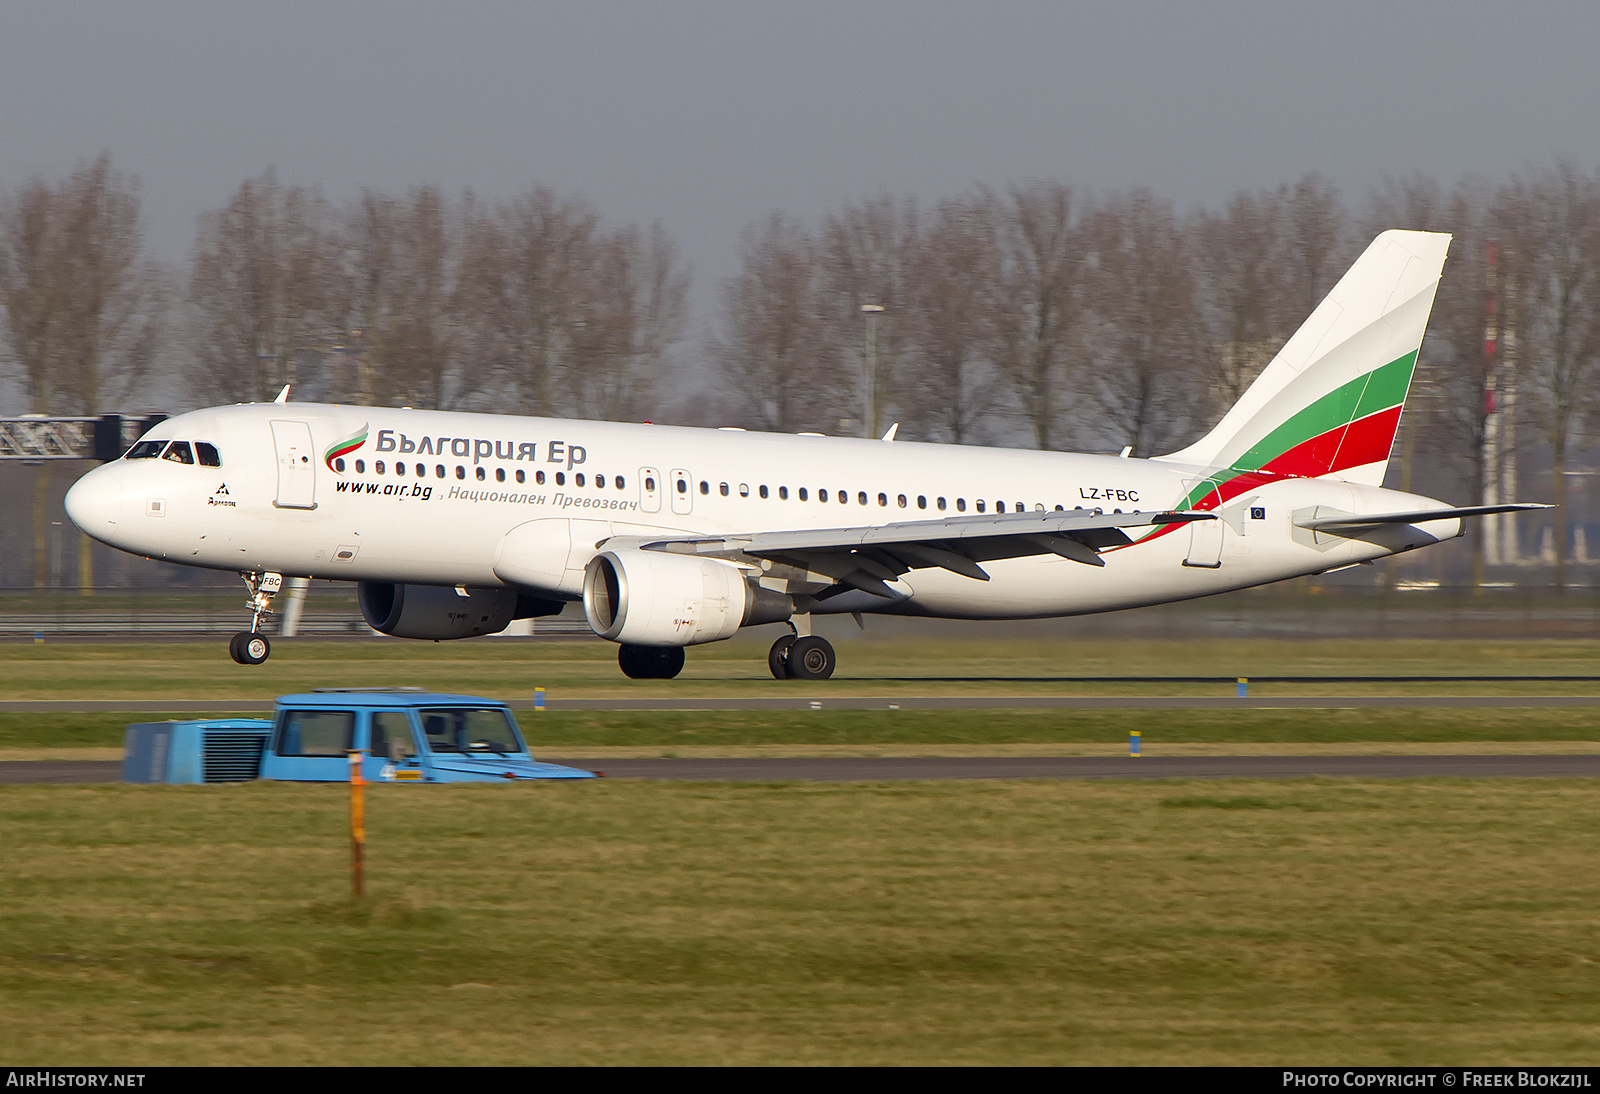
[{"left": 9, "top": 754, "right": 1600, "bottom": 784}]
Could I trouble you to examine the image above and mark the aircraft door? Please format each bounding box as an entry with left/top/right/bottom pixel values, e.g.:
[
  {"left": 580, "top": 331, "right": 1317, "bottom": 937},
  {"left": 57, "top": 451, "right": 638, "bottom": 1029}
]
[
  {"left": 270, "top": 420, "right": 318, "bottom": 510},
  {"left": 1181, "top": 477, "right": 1223, "bottom": 568},
  {"left": 639, "top": 467, "right": 661, "bottom": 514},
  {"left": 670, "top": 468, "right": 693, "bottom": 515}
]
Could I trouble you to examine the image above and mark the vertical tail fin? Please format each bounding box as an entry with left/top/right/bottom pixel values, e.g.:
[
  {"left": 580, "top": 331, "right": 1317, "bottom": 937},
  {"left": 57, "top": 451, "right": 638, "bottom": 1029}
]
[{"left": 1159, "top": 230, "right": 1450, "bottom": 502}]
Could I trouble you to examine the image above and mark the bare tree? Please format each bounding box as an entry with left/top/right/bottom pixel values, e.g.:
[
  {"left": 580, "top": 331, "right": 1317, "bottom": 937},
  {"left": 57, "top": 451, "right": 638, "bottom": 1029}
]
[
  {"left": 818, "top": 195, "right": 919, "bottom": 436},
  {"left": 566, "top": 223, "right": 690, "bottom": 421},
  {"left": 463, "top": 187, "right": 598, "bottom": 416},
  {"left": 712, "top": 212, "right": 837, "bottom": 432},
  {"left": 1192, "top": 187, "right": 1290, "bottom": 418},
  {"left": 0, "top": 153, "right": 162, "bottom": 414},
  {"left": 1082, "top": 190, "right": 1203, "bottom": 456},
  {"left": 346, "top": 186, "right": 471, "bottom": 410},
  {"left": 188, "top": 170, "right": 343, "bottom": 404},
  {"left": 1493, "top": 164, "right": 1600, "bottom": 588},
  {"left": 902, "top": 195, "right": 1003, "bottom": 444},
  {"left": 989, "top": 182, "right": 1087, "bottom": 450}
]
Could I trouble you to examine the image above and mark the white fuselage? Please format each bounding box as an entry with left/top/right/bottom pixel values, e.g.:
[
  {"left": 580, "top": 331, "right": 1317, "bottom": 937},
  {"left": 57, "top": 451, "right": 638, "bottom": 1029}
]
[{"left": 66, "top": 402, "right": 1461, "bottom": 622}]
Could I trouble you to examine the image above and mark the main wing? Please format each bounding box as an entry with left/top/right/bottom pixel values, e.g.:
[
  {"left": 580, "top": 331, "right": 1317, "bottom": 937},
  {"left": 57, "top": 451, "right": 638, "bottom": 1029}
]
[{"left": 611, "top": 509, "right": 1213, "bottom": 600}]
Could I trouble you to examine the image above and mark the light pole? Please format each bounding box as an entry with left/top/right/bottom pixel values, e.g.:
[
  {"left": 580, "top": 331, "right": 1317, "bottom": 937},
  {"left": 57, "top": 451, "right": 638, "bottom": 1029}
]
[{"left": 861, "top": 304, "right": 885, "bottom": 438}]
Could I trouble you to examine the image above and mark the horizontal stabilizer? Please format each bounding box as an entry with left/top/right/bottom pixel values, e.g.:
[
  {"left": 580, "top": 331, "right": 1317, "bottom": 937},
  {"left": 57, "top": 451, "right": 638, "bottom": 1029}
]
[{"left": 1296, "top": 503, "right": 1550, "bottom": 531}]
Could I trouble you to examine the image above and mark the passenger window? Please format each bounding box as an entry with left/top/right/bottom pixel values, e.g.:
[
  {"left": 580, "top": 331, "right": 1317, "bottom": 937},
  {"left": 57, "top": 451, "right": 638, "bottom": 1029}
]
[
  {"left": 125, "top": 440, "right": 166, "bottom": 460},
  {"left": 897, "top": 494, "right": 907, "bottom": 508},
  {"left": 700, "top": 481, "right": 710, "bottom": 495},
  {"left": 739, "top": 484, "right": 750, "bottom": 497},
  {"left": 555, "top": 472, "right": 565, "bottom": 485},
  {"left": 595, "top": 474, "right": 605, "bottom": 488},
  {"left": 334, "top": 458, "right": 346, "bottom": 472},
  {"left": 819, "top": 489, "right": 828, "bottom": 502},
  {"left": 475, "top": 466, "right": 485, "bottom": 481},
  {"left": 515, "top": 470, "right": 525, "bottom": 484},
  {"left": 435, "top": 465, "right": 445, "bottom": 479},
  {"left": 719, "top": 482, "right": 729, "bottom": 496},
  {"left": 275, "top": 710, "right": 354, "bottom": 757},
  {"left": 537, "top": 470, "right": 546, "bottom": 485},
  {"left": 455, "top": 466, "right": 466, "bottom": 480},
  {"left": 396, "top": 463, "right": 406, "bottom": 477},
  {"left": 878, "top": 493, "right": 887, "bottom": 507},
  {"left": 376, "top": 460, "right": 386, "bottom": 474},
  {"left": 957, "top": 498, "right": 966, "bottom": 512},
  {"left": 798, "top": 488, "right": 808, "bottom": 501},
  {"left": 162, "top": 441, "right": 194, "bottom": 464},
  {"left": 576, "top": 473, "right": 586, "bottom": 487},
  {"left": 917, "top": 496, "right": 927, "bottom": 509},
  {"left": 779, "top": 486, "right": 789, "bottom": 500},
  {"left": 976, "top": 500, "right": 986, "bottom": 513},
  {"left": 937, "top": 497, "right": 946, "bottom": 511},
  {"left": 354, "top": 459, "right": 365, "bottom": 473},
  {"left": 496, "top": 467, "right": 506, "bottom": 482},
  {"left": 759, "top": 485, "right": 769, "bottom": 499},
  {"left": 370, "top": 713, "right": 417, "bottom": 762},
  {"left": 615, "top": 475, "right": 625, "bottom": 490},
  {"left": 858, "top": 492, "right": 867, "bottom": 506},
  {"left": 195, "top": 442, "right": 222, "bottom": 467},
  {"left": 996, "top": 502, "right": 1005, "bottom": 513}
]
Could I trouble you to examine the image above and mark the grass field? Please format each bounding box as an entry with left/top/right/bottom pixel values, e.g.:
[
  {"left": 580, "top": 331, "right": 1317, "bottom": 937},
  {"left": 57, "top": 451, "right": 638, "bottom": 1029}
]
[
  {"left": 2, "top": 777, "right": 1598, "bottom": 1065},
  {"left": 3, "top": 636, "right": 1600, "bottom": 701},
  {"left": 4, "top": 637, "right": 1598, "bottom": 1064}
]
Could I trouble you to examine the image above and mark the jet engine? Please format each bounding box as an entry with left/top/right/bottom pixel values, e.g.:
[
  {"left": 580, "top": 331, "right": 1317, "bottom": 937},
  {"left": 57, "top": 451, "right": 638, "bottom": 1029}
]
[
  {"left": 358, "top": 582, "right": 525, "bottom": 640},
  {"left": 583, "top": 549, "right": 791, "bottom": 646}
]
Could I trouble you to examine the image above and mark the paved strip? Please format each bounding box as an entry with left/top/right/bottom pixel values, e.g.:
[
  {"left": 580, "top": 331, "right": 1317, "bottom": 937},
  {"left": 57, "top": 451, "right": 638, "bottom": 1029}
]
[
  {"left": 550, "top": 755, "right": 1600, "bottom": 780},
  {"left": 11, "top": 755, "right": 1600, "bottom": 785},
  {"left": 5, "top": 694, "right": 1600, "bottom": 714}
]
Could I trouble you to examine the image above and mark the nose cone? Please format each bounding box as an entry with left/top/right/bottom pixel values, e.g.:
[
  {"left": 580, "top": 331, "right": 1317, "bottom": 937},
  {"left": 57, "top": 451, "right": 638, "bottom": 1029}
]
[{"left": 65, "top": 464, "right": 125, "bottom": 542}]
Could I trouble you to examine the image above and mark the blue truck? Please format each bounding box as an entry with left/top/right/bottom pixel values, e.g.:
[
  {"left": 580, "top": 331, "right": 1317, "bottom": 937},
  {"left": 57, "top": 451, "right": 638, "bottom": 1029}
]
[{"left": 124, "top": 689, "right": 594, "bottom": 784}]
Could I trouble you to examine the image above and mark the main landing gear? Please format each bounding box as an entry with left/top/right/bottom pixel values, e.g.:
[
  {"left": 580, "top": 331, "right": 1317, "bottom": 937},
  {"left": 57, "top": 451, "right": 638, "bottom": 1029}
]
[
  {"left": 768, "top": 634, "right": 835, "bottom": 680},
  {"left": 229, "top": 570, "right": 282, "bottom": 665},
  {"left": 618, "top": 643, "right": 686, "bottom": 680}
]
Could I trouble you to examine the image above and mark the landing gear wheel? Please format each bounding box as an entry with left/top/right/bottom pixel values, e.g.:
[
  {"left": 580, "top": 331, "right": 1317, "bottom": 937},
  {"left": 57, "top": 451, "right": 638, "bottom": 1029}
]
[
  {"left": 230, "top": 631, "right": 270, "bottom": 665},
  {"left": 618, "top": 643, "right": 686, "bottom": 680},
  {"left": 768, "top": 635, "right": 796, "bottom": 680},
  {"left": 786, "top": 636, "right": 835, "bottom": 681}
]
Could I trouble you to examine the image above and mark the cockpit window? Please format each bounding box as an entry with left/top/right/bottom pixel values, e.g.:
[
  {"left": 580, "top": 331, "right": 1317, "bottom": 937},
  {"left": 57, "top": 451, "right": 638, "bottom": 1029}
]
[
  {"left": 162, "top": 441, "right": 194, "bottom": 464},
  {"left": 195, "top": 442, "right": 221, "bottom": 467},
  {"left": 125, "top": 440, "right": 166, "bottom": 460}
]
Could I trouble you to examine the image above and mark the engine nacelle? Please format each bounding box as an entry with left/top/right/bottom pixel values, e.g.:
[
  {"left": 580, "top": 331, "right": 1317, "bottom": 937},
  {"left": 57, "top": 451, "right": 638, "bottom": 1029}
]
[
  {"left": 358, "top": 582, "right": 518, "bottom": 640},
  {"left": 583, "top": 549, "right": 791, "bottom": 646}
]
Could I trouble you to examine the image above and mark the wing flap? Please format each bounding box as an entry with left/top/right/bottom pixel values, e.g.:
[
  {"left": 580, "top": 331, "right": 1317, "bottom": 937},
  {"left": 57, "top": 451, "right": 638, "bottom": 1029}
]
[{"left": 626, "top": 509, "right": 1211, "bottom": 594}]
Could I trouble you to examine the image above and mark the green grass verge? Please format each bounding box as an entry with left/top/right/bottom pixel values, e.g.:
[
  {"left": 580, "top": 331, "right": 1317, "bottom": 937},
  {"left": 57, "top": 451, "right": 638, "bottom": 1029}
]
[
  {"left": 2, "top": 778, "right": 1598, "bottom": 1064},
  {"left": 5, "top": 707, "right": 1600, "bottom": 752},
  {"left": 3, "top": 637, "right": 1600, "bottom": 700}
]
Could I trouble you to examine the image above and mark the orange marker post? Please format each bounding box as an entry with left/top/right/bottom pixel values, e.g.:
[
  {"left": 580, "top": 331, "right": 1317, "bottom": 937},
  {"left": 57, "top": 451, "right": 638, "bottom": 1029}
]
[{"left": 348, "top": 749, "right": 366, "bottom": 899}]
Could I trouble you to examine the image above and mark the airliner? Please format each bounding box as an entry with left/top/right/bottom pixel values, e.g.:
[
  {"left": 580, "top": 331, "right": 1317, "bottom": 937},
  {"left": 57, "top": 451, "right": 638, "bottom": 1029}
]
[{"left": 64, "top": 230, "right": 1541, "bottom": 679}]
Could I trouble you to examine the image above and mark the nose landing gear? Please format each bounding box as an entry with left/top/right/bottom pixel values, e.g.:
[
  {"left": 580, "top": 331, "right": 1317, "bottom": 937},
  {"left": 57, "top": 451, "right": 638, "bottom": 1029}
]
[{"left": 230, "top": 571, "right": 282, "bottom": 665}]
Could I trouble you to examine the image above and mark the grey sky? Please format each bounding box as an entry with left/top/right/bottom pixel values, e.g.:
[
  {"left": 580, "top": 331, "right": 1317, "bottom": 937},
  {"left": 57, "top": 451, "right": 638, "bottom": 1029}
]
[{"left": 3, "top": 0, "right": 1598, "bottom": 330}]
